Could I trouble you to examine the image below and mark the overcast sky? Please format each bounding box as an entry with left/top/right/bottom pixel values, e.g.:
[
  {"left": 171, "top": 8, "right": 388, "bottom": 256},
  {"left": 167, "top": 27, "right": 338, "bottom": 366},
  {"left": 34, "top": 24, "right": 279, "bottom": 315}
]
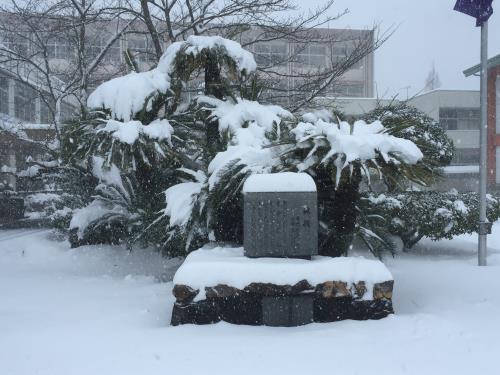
[{"left": 307, "top": 0, "right": 500, "bottom": 99}]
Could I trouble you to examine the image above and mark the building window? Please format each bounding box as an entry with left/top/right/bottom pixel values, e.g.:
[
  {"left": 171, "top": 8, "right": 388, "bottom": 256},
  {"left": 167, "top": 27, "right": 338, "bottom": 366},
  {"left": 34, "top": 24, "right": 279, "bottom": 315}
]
[
  {"left": 14, "top": 83, "right": 36, "bottom": 122},
  {"left": 332, "top": 44, "right": 348, "bottom": 60},
  {"left": 127, "top": 37, "right": 155, "bottom": 64},
  {"left": 88, "top": 37, "right": 121, "bottom": 62},
  {"left": 40, "top": 97, "right": 54, "bottom": 124},
  {"left": 452, "top": 148, "right": 480, "bottom": 165},
  {"left": 47, "top": 37, "right": 72, "bottom": 60},
  {"left": 327, "top": 83, "right": 365, "bottom": 97},
  {"left": 0, "top": 76, "right": 9, "bottom": 115},
  {"left": 296, "top": 44, "right": 325, "bottom": 66},
  {"left": 439, "top": 107, "right": 480, "bottom": 130},
  {"left": 0, "top": 32, "right": 29, "bottom": 55},
  {"left": 254, "top": 43, "right": 287, "bottom": 67}
]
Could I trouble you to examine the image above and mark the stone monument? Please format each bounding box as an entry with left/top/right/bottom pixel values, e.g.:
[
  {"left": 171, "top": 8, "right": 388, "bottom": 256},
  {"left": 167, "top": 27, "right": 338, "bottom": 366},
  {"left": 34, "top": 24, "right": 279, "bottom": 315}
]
[
  {"left": 243, "top": 173, "right": 317, "bottom": 258},
  {"left": 170, "top": 172, "right": 394, "bottom": 326}
]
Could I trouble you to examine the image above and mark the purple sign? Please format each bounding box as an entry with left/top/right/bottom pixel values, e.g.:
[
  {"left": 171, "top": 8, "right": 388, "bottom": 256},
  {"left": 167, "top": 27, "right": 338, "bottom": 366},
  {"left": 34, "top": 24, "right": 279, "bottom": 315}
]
[{"left": 454, "top": 0, "right": 494, "bottom": 26}]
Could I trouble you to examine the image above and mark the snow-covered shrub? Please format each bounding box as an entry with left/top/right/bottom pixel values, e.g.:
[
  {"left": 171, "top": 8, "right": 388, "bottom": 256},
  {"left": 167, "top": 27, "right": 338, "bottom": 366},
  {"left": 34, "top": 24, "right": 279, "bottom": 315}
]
[
  {"left": 361, "top": 103, "right": 455, "bottom": 190},
  {"left": 64, "top": 34, "right": 453, "bottom": 259},
  {"left": 66, "top": 36, "right": 282, "bottom": 252},
  {"left": 277, "top": 115, "right": 426, "bottom": 257},
  {"left": 363, "top": 191, "right": 500, "bottom": 250}
]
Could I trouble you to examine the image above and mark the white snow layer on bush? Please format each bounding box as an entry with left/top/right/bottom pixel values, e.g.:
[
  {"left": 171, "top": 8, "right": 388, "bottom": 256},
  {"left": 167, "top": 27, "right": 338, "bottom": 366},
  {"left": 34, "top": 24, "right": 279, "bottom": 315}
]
[
  {"left": 292, "top": 118, "right": 423, "bottom": 184},
  {"left": 243, "top": 172, "right": 316, "bottom": 193},
  {"left": 87, "top": 70, "right": 171, "bottom": 121},
  {"left": 17, "top": 165, "right": 41, "bottom": 177},
  {"left": 174, "top": 246, "right": 393, "bottom": 301},
  {"left": 98, "top": 119, "right": 173, "bottom": 145},
  {"left": 164, "top": 181, "right": 203, "bottom": 227},
  {"left": 207, "top": 146, "right": 277, "bottom": 189},
  {"left": 92, "top": 156, "right": 128, "bottom": 196},
  {"left": 88, "top": 36, "right": 255, "bottom": 121},
  {"left": 199, "top": 96, "right": 292, "bottom": 145},
  {"left": 25, "top": 193, "right": 62, "bottom": 205},
  {"left": 69, "top": 200, "right": 130, "bottom": 238},
  {"left": 181, "top": 35, "right": 257, "bottom": 73},
  {"left": 198, "top": 97, "right": 291, "bottom": 188}
]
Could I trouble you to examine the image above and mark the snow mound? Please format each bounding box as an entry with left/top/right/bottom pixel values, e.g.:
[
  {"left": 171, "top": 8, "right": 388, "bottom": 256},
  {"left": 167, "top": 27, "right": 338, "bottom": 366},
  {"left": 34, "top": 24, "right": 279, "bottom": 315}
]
[
  {"left": 243, "top": 172, "right": 316, "bottom": 193},
  {"left": 174, "top": 246, "right": 393, "bottom": 301}
]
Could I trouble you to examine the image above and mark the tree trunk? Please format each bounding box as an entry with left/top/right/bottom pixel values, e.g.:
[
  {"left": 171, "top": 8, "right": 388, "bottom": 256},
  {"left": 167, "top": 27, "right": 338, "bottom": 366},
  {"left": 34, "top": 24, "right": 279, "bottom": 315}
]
[
  {"left": 204, "top": 51, "right": 223, "bottom": 160},
  {"left": 320, "top": 167, "right": 362, "bottom": 257}
]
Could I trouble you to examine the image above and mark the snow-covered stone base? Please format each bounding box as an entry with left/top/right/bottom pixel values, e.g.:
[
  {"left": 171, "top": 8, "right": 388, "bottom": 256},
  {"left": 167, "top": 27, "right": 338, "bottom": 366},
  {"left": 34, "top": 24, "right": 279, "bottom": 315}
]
[{"left": 171, "top": 247, "right": 394, "bottom": 326}]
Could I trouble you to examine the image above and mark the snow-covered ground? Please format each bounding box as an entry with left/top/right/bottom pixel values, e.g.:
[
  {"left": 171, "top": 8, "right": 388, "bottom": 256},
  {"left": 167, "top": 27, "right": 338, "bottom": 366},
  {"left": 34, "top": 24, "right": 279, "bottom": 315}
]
[{"left": 1, "top": 227, "right": 499, "bottom": 375}]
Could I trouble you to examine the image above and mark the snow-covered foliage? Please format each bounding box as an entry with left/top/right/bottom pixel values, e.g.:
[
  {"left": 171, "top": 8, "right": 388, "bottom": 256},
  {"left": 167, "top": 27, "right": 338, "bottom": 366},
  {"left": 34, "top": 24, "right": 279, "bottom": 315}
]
[
  {"left": 98, "top": 119, "right": 173, "bottom": 145},
  {"left": 87, "top": 35, "right": 257, "bottom": 122},
  {"left": 64, "top": 34, "right": 454, "bottom": 259},
  {"left": 164, "top": 170, "right": 206, "bottom": 228},
  {"left": 198, "top": 96, "right": 292, "bottom": 145},
  {"left": 363, "top": 191, "right": 500, "bottom": 249},
  {"left": 66, "top": 35, "right": 263, "bottom": 252},
  {"left": 362, "top": 103, "right": 455, "bottom": 180},
  {"left": 290, "top": 118, "right": 423, "bottom": 186},
  {"left": 179, "top": 35, "right": 257, "bottom": 74},
  {"left": 87, "top": 70, "right": 173, "bottom": 122}
]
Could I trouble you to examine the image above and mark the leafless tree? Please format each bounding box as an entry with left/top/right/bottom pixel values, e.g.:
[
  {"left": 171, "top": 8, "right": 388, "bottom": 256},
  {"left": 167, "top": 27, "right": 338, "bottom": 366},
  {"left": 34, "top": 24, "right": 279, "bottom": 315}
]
[
  {"left": 0, "top": 0, "right": 135, "bottom": 141},
  {"left": 115, "top": 0, "right": 392, "bottom": 111}
]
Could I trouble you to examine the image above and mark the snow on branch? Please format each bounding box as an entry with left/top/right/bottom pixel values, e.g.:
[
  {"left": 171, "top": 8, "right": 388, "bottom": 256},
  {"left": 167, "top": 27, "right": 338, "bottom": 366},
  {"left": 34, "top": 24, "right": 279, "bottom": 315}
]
[
  {"left": 181, "top": 35, "right": 257, "bottom": 74},
  {"left": 198, "top": 96, "right": 292, "bottom": 147},
  {"left": 98, "top": 119, "right": 174, "bottom": 145},
  {"left": 292, "top": 117, "right": 424, "bottom": 185},
  {"left": 88, "top": 36, "right": 256, "bottom": 121},
  {"left": 87, "top": 70, "right": 172, "bottom": 122}
]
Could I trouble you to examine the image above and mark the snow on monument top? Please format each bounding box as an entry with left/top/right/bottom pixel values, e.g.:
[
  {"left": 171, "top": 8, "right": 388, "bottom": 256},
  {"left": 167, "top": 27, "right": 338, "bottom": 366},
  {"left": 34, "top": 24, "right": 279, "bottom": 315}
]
[{"left": 242, "top": 172, "right": 316, "bottom": 193}]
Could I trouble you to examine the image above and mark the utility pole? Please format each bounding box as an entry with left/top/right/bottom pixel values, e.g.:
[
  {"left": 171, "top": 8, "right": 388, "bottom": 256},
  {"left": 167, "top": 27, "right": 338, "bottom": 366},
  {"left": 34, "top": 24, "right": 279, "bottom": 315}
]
[
  {"left": 454, "top": 0, "right": 494, "bottom": 266},
  {"left": 478, "top": 20, "right": 489, "bottom": 266}
]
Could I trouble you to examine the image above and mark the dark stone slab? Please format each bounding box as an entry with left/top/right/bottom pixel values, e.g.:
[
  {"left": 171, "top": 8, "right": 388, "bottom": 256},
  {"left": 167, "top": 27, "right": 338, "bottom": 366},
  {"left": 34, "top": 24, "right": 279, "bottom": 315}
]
[
  {"left": 314, "top": 297, "right": 393, "bottom": 322},
  {"left": 170, "top": 282, "right": 394, "bottom": 326},
  {"left": 171, "top": 299, "right": 220, "bottom": 326},
  {"left": 262, "top": 295, "right": 314, "bottom": 327},
  {"left": 171, "top": 295, "right": 263, "bottom": 326}
]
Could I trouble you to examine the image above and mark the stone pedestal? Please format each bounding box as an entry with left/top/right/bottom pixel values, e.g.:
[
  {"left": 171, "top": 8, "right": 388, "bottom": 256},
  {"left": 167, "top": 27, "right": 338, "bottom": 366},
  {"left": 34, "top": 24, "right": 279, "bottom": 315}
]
[{"left": 170, "top": 247, "right": 394, "bottom": 326}]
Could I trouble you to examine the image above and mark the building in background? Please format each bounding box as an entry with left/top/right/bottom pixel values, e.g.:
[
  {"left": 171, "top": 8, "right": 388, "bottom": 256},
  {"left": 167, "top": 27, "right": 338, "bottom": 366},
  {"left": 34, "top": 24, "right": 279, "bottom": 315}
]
[
  {"left": 0, "top": 11, "right": 375, "bottom": 192},
  {"left": 464, "top": 53, "right": 500, "bottom": 190},
  {"left": 246, "top": 27, "right": 374, "bottom": 106},
  {"left": 0, "top": 21, "right": 375, "bottom": 125}
]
